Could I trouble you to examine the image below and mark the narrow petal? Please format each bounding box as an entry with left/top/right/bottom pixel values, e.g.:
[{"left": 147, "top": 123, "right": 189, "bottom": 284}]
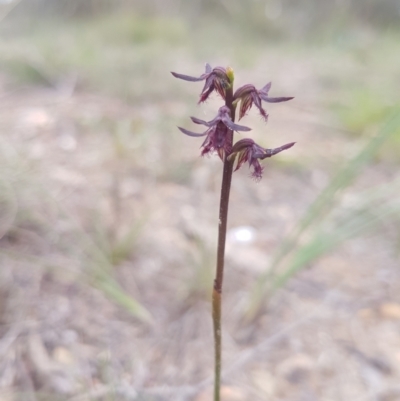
[
  {"left": 233, "top": 84, "right": 255, "bottom": 101},
  {"left": 217, "top": 147, "right": 225, "bottom": 161},
  {"left": 231, "top": 138, "right": 255, "bottom": 153},
  {"left": 271, "top": 141, "right": 296, "bottom": 154},
  {"left": 178, "top": 127, "right": 207, "bottom": 137},
  {"left": 199, "top": 88, "right": 214, "bottom": 103},
  {"left": 201, "top": 75, "right": 214, "bottom": 94},
  {"left": 218, "top": 105, "right": 251, "bottom": 131},
  {"left": 261, "top": 142, "right": 296, "bottom": 158},
  {"left": 252, "top": 93, "right": 268, "bottom": 121},
  {"left": 234, "top": 150, "right": 250, "bottom": 171},
  {"left": 239, "top": 95, "right": 253, "bottom": 120},
  {"left": 252, "top": 92, "right": 263, "bottom": 110},
  {"left": 252, "top": 92, "right": 268, "bottom": 120},
  {"left": 214, "top": 79, "right": 227, "bottom": 99},
  {"left": 213, "top": 66, "right": 227, "bottom": 75},
  {"left": 171, "top": 71, "right": 206, "bottom": 82},
  {"left": 259, "top": 82, "right": 272, "bottom": 94},
  {"left": 260, "top": 95, "right": 294, "bottom": 103},
  {"left": 201, "top": 135, "right": 211, "bottom": 148},
  {"left": 199, "top": 78, "right": 215, "bottom": 103},
  {"left": 197, "top": 67, "right": 229, "bottom": 103},
  {"left": 252, "top": 145, "right": 268, "bottom": 159},
  {"left": 221, "top": 116, "right": 251, "bottom": 132},
  {"left": 250, "top": 160, "right": 263, "bottom": 181},
  {"left": 190, "top": 116, "right": 213, "bottom": 127},
  {"left": 205, "top": 114, "right": 223, "bottom": 127},
  {"left": 201, "top": 136, "right": 214, "bottom": 157}
]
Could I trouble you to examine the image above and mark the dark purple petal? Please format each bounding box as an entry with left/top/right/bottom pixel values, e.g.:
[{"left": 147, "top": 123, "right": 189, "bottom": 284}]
[
  {"left": 190, "top": 116, "right": 213, "bottom": 127},
  {"left": 178, "top": 127, "right": 207, "bottom": 137},
  {"left": 171, "top": 71, "right": 206, "bottom": 82},
  {"left": 205, "top": 114, "right": 222, "bottom": 127},
  {"left": 217, "top": 105, "right": 231, "bottom": 116},
  {"left": 250, "top": 160, "right": 264, "bottom": 181},
  {"left": 252, "top": 146, "right": 268, "bottom": 159},
  {"left": 204, "top": 110, "right": 227, "bottom": 127},
  {"left": 213, "top": 105, "right": 252, "bottom": 131},
  {"left": 259, "top": 82, "right": 271, "bottom": 94},
  {"left": 217, "top": 147, "right": 226, "bottom": 160},
  {"left": 231, "top": 138, "right": 255, "bottom": 153},
  {"left": 261, "top": 142, "right": 296, "bottom": 158},
  {"left": 234, "top": 149, "right": 250, "bottom": 171},
  {"left": 199, "top": 67, "right": 229, "bottom": 103},
  {"left": 252, "top": 92, "right": 263, "bottom": 110},
  {"left": 201, "top": 75, "right": 214, "bottom": 94},
  {"left": 233, "top": 84, "right": 256, "bottom": 100},
  {"left": 259, "top": 95, "right": 294, "bottom": 103},
  {"left": 238, "top": 95, "right": 253, "bottom": 120},
  {"left": 251, "top": 92, "right": 268, "bottom": 120},
  {"left": 221, "top": 116, "right": 251, "bottom": 132},
  {"left": 212, "top": 66, "right": 229, "bottom": 78},
  {"left": 213, "top": 79, "right": 227, "bottom": 99},
  {"left": 199, "top": 78, "right": 215, "bottom": 103}
]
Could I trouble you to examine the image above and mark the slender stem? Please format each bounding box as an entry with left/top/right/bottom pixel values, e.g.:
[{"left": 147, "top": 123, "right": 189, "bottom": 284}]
[
  {"left": 212, "top": 85, "right": 235, "bottom": 401},
  {"left": 214, "top": 156, "right": 234, "bottom": 292},
  {"left": 212, "top": 157, "right": 234, "bottom": 401},
  {"left": 212, "top": 288, "right": 222, "bottom": 401}
]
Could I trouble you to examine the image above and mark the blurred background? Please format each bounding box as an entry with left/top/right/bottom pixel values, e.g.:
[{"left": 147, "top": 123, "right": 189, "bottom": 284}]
[{"left": 0, "top": 1, "right": 400, "bottom": 400}]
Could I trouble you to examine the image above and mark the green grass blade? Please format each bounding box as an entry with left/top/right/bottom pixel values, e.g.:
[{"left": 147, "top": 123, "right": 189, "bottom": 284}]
[
  {"left": 95, "top": 276, "right": 154, "bottom": 325},
  {"left": 245, "top": 110, "right": 400, "bottom": 320},
  {"left": 270, "top": 200, "right": 400, "bottom": 293}
]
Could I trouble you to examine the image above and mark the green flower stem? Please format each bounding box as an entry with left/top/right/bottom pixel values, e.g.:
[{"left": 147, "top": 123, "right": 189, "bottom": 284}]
[{"left": 212, "top": 85, "right": 235, "bottom": 401}]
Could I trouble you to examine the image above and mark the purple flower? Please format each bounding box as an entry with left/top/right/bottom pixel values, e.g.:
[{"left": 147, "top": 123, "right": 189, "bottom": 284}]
[
  {"left": 171, "top": 64, "right": 231, "bottom": 103},
  {"left": 233, "top": 83, "right": 293, "bottom": 121},
  {"left": 178, "top": 106, "right": 251, "bottom": 160},
  {"left": 230, "top": 138, "right": 295, "bottom": 181}
]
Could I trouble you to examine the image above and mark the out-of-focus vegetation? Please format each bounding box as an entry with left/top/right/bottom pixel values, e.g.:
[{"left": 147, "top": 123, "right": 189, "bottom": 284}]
[
  {"left": 9, "top": 0, "right": 400, "bottom": 30},
  {"left": 0, "top": 0, "right": 399, "bottom": 318},
  {"left": 246, "top": 111, "right": 400, "bottom": 321}
]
